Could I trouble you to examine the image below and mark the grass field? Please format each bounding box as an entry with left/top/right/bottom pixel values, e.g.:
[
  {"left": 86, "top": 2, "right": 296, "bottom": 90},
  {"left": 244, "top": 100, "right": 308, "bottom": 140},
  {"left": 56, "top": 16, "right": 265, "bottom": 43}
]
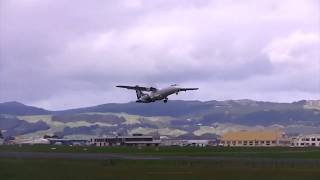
[
  {"left": 1, "top": 158, "right": 320, "bottom": 180},
  {"left": 1, "top": 145, "right": 320, "bottom": 180}
]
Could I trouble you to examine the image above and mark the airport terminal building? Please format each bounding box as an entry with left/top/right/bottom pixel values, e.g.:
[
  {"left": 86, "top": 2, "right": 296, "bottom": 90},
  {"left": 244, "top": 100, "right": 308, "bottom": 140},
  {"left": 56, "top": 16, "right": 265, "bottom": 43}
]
[
  {"left": 89, "top": 135, "right": 160, "bottom": 147},
  {"left": 220, "top": 130, "right": 290, "bottom": 147},
  {"left": 292, "top": 134, "right": 320, "bottom": 147}
]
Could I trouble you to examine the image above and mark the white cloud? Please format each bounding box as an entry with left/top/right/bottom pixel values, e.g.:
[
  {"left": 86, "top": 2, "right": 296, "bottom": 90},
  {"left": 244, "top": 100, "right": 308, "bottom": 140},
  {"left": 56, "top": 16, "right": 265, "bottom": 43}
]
[{"left": 264, "top": 31, "right": 319, "bottom": 65}]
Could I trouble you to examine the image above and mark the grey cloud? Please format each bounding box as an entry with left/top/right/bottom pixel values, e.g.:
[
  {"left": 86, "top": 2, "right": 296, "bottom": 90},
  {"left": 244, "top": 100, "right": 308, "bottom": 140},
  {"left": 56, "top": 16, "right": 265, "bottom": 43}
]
[{"left": 0, "top": 0, "right": 319, "bottom": 109}]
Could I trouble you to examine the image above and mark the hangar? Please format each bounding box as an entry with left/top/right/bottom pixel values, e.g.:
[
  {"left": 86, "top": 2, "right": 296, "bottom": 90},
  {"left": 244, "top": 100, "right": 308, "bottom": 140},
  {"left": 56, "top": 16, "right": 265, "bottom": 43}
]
[{"left": 220, "top": 130, "right": 290, "bottom": 147}]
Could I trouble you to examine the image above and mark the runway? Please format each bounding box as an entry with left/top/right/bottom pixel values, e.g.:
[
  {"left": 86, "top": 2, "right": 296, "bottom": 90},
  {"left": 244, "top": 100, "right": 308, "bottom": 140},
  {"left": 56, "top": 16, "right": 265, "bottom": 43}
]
[{"left": 1, "top": 151, "right": 320, "bottom": 165}]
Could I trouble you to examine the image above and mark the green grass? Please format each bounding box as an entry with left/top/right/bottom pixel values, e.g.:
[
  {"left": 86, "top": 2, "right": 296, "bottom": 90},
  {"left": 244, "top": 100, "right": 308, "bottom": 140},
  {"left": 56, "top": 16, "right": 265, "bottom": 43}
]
[
  {"left": 2, "top": 145, "right": 320, "bottom": 159},
  {"left": 2, "top": 145, "right": 320, "bottom": 179},
  {"left": 1, "top": 158, "right": 320, "bottom": 180}
]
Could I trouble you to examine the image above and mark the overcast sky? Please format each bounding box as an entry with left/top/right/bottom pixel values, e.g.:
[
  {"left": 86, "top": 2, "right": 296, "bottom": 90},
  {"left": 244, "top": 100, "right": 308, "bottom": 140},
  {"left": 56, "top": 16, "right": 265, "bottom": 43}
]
[{"left": 0, "top": 0, "right": 319, "bottom": 110}]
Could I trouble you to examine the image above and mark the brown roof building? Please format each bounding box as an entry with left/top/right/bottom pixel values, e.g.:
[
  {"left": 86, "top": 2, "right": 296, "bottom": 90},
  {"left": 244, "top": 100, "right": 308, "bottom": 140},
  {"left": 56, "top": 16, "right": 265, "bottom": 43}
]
[{"left": 221, "top": 130, "right": 289, "bottom": 147}]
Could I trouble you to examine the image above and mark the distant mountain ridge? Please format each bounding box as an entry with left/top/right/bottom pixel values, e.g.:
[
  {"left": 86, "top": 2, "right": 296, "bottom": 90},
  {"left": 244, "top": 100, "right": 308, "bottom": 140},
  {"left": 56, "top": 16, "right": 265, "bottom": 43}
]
[
  {"left": 0, "top": 101, "right": 50, "bottom": 115},
  {"left": 0, "top": 100, "right": 319, "bottom": 116}
]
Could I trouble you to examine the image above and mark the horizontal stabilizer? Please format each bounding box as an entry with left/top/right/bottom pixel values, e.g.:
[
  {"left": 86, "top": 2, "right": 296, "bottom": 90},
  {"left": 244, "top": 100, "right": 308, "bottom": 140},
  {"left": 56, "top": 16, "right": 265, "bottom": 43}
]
[{"left": 179, "top": 88, "right": 199, "bottom": 91}]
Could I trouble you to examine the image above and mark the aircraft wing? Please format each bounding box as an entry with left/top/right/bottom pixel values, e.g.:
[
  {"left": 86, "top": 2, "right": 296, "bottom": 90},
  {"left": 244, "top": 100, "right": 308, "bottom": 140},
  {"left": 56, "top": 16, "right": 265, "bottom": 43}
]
[
  {"left": 179, "top": 88, "right": 199, "bottom": 91},
  {"left": 116, "top": 85, "right": 157, "bottom": 91}
]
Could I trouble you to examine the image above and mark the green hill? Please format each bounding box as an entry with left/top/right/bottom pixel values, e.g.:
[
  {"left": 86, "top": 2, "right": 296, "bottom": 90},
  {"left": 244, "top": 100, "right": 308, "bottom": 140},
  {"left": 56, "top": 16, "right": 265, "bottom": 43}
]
[{"left": 0, "top": 100, "right": 319, "bottom": 138}]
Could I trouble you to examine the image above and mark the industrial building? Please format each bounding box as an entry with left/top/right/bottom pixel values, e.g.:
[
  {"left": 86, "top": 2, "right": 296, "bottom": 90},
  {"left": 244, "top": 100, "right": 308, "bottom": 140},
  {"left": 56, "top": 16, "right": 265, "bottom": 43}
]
[
  {"left": 48, "top": 138, "right": 88, "bottom": 146},
  {"left": 0, "top": 131, "right": 3, "bottom": 145},
  {"left": 89, "top": 135, "right": 160, "bottom": 147},
  {"left": 160, "top": 139, "right": 219, "bottom": 147},
  {"left": 292, "top": 134, "right": 320, "bottom": 147},
  {"left": 220, "top": 130, "right": 290, "bottom": 147}
]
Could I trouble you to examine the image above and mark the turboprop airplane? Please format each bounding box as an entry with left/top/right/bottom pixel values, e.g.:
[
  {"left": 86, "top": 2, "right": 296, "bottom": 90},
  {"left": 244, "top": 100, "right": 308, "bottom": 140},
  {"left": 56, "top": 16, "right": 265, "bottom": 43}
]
[{"left": 116, "top": 84, "right": 199, "bottom": 103}]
